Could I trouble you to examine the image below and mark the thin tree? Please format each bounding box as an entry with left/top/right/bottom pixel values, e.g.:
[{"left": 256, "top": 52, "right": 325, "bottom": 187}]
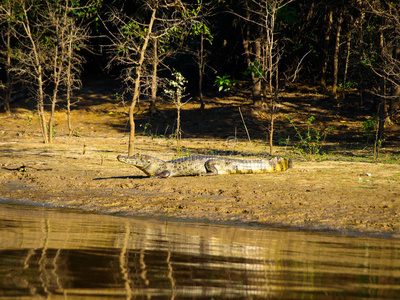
[
  {"left": 320, "top": 6, "right": 333, "bottom": 92},
  {"left": 105, "top": 6, "right": 156, "bottom": 156},
  {"left": 164, "top": 70, "right": 190, "bottom": 152},
  {"left": 193, "top": 21, "right": 213, "bottom": 111},
  {"left": 331, "top": 8, "right": 343, "bottom": 100},
  {"left": 236, "top": 0, "right": 296, "bottom": 153},
  {"left": 13, "top": 1, "right": 50, "bottom": 143},
  {"left": 104, "top": 1, "right": 202, "bottom": 156},
  {"left": 8, "top": 0, "right": 90, "bottom": 143},
  {"left": 0, "top": 0, "right": 15, "bottom": 113}
]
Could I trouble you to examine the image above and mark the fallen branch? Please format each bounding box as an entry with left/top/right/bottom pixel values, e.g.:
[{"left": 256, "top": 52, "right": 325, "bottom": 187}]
[{"left": 0, "top": 114, "right": 30, "bottom": 120}]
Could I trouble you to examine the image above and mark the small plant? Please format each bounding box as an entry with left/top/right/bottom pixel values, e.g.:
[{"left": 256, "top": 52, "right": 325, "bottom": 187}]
[
  {"left": 26, "top": 115, "right": 33, "bottom": 126},
  {"left": 75, "top": 129, "right": 82, "bottom": 137},
  {"left": 286, "top": 116, "right": 333, "bottom": 160},
  {"left": 339, "top": 81, "right": 358, "bottom": 89},
  {"left": 361, "top": 116, "right": 378, "bottom": 143},
  {"left": 46, "top": 123, "right": 58, "bottom": 137},
  {"left": 174, "top": 148, "right": 192, "bottom": 159},
  {"left": 142, "top": 122, "right": 152, "bottom": 136},
  {"left": 243, "top": 61, "right": 264, "bottom": 78},
  {"left": 361, "top": 115, "right": 384, "bottom": 162},
  {"left": 100, "top": 151, "right": 109, "bottom": 166},
  {"left": 164, "top": 70, "right": 190, "bottom": 153},
  {"left": 214, "top": 74, "right": 238, "bottom": 92}
]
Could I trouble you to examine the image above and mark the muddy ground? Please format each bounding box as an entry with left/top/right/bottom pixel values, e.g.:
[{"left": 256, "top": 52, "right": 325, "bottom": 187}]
[{"left": 1, "top": 80, "right": 400, "bottom": 237}]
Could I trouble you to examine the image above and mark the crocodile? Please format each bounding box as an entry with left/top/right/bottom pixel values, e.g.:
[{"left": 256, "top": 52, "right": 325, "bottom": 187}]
[{"left": 117, "top": 154, "right": 292, "bottom": 178}]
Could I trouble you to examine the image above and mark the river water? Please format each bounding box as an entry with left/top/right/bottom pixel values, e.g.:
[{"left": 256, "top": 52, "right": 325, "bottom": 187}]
[{"left": 1, "top": 202, "right": 400, "bottom": 299}]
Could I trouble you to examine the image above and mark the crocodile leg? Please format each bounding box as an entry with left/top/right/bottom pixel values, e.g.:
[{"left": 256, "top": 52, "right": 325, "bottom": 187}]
[
  {"left": 154, "top": 170, "right": 171, "bottom": 178},
  {"left": 204, "top": 159, "right": 219, "bottom": 176}
]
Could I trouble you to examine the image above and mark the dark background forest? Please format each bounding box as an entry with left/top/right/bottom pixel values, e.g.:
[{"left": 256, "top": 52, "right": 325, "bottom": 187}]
[{"left": 0, "top": 0, "right": 399, "bottom": 158}]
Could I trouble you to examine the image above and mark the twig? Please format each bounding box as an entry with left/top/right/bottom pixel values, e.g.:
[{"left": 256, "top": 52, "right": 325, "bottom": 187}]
[
  {"left": 0, "top": 114, "right": 29, "bottom": 120},
  {"left": 238, "top": 107, "right": 252, "bottom": 144},
  {"left": 291, "top": 49, "right": 312, "bottom": 83}
]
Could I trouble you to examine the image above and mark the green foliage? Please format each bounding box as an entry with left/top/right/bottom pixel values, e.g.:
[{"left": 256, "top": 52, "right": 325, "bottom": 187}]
[
  {"left": 46, "top": 123, "right": 58, "bottom": 137},
  {"left": 286, "top": 116, "right": 334, "bottom": 161},
  {"left": 361, "top": 116, "right": 378, "bottom": 142},
  {"left": 214, "top": 74, "right": 238, "bottom": 92},
  {"left": 190, "top": 22, "right": 213, "bottom": 45},
  {"left": 164, "top": 70, "right": 188, "bottom": 99},
  {"left": 142, "top": 122, "right": 166, "bottom": 139},
  {"left": 122, "top": 21, "right": 141, "bottom": 37},
  {"left": 174, "top": 148, "right": 192, "bottom": 158},
  {"left": 74, "top": 129, "right": 82, "bottom": 137},
  {"left": 243, "top": 61, "right": 264, "bottom": 78},
  {"left": 338, "top": 81, "right": 358, "bottom": 89}
]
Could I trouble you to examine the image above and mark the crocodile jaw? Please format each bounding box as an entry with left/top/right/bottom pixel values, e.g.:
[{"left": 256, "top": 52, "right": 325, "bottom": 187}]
[{"left": 117, "top": 154, "right": 166, "bottom": 177}]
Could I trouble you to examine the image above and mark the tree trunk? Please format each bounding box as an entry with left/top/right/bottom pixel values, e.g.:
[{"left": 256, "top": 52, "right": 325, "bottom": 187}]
[
  {"left": 4, "top": 11, "right": 12, "bottom": 113},
  {"left": 49, "top": 86, "right": 57, "bottom": 144},
  {"left": 176, "top": 105, "right": 181, "bottom": 150},
  {"left": 389, "top": 48, "right": 400, "bottom": 121},
  {"left": 198, "top": 31, "right": 205, "bottom": 111},
  {"left": 332, "top": 10, "right": 343, "bottom": 100},
  {"left": 390, "top": 85, "right": 400, "bottom": 121},
  {"left": 66, "top": 36, "right": 74, "bottom": 136},
  {"left": 321, "top": 8, "right": 333, "bottom": 91},
  {"left": 358, "top": 9, "right": 365, "bottom": 107},
  {"left": 150, "top": 38, "right": 158, "bottom": 114},
  {"left": 342, "top": 24, "right": 352, "bottom": 100},
  {"left": 21, "top": 3, "right": 49, "bottom": 144},
  {"left": 253, "top": 39, "right": 262, "bottom": 106},
  {"left": 49, "top": 42, "right": 61, "bottom": 144},
  {"left": 376, "top": 30, "right": 386, "bottom": 143},
  {"left": 128, "top": 9, "right": 156, "bottom": 156},
  {"left": 37, "top": 66, "right": 49, "bottom": 144},
  {"left": 242, "top": 3, "right": 261, "bottom": 106}
]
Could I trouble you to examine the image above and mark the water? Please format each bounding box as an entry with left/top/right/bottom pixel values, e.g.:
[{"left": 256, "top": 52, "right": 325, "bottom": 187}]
[{"left": 0, "top": 203, "right": 400, "bottom": 299}]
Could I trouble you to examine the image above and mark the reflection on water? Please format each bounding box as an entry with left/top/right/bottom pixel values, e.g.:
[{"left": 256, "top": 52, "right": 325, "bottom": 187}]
[{"left": 1, "top": 203, "right": 400, "bottom": 299}]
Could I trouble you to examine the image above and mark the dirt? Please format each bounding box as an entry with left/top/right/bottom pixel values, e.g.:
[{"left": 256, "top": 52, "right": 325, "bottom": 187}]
[{"left": 1, "top": 81, "right": 400, "bottom": 238}]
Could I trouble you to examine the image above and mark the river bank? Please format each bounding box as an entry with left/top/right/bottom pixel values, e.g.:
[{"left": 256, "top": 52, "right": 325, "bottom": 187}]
[{"left": 1, "top": 131, "right": 400, "bottom": 238}]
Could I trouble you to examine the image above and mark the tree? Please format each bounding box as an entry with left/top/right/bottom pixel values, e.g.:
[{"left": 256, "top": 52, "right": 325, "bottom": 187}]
[
  {"left": 233, "top": 0, "right": 296, "bottom": 153},
  {"left": 12, "top": 0, "right": 50, "bottom": 143},
  {"left": 365, "top": 1, "right": 400, "bottom": 119},
  {"left": 3, "top": 0, "right": 92, "bottom": 143},
  {"left": 164, "top": 70, "right": 190, "bottom": 152},
  {"left": 104, "top": 0, "right": 202, "bottom": 156},
  {"left": 190, "top": 20, "right": 213, "bottom": 111},
  {"left": 320, "top": 5, "right": 333, "bottom": 92},
  {"left": 0, "top": 0, "right": 15, "bottom": 113}
]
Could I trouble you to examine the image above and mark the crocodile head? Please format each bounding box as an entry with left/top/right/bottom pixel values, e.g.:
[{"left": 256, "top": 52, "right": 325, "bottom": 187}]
[{"left": 117, "top": 154, "right": 166, "bottom": 176}]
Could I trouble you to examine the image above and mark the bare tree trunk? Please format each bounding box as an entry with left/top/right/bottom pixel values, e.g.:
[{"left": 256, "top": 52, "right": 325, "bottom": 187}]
[
  {"left": 358, "top": 9, "right": 365, "bottom": 106},
  {"left": 198, "top": 31, "right": 205, "bottom": 111},
  {"left": 176, "top": 105, "right": 181, "bottom": 149},
  {"left": 242, "top": 2, "right": 262, "bottom": 106},
  {"left": 37, "top": 66, "right": 49, "bottom": 144},
  {"left": 342, "top": 24, "right": 352, "bottom": 100},
  {"left": 150, "top": 38, "right": 158, "bottom": 114},
  {"left": 49, "top": 40, "right": 61, "bottom": 144},
  {"left": 321, "top": 8, "right": 333, "bottom": 91},
  {"left": 128, "top": 9, "right": 156, "bottom": 156},
  {"left": 377, "top": 30, "right": 386, "bottom": 143},
  {"left": 49, "top": 85, "right": 58, "bottom": 144},
  {"left": 4, "top": 10, "right": 12, "bottom": 113},
  {"left": 253, "top": 39, "right": 262, "bottom": 106},
  {"left": 21, "top": 3, "right": 49, "bottom": 144},
  {"left": 332, "top": 10, "right": 343, "bottom": 100},
  {"left": 66, "top": 39, "right": 74, "bottom": 136}
]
